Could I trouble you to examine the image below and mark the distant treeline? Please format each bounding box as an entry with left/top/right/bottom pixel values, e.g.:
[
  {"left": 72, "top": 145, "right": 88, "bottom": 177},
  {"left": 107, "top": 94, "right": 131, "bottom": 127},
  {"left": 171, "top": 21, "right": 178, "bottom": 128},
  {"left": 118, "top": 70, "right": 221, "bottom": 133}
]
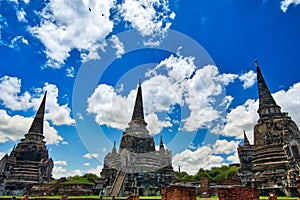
[{"left": 175, "top": 164, "right": 240, "bottom": 181}]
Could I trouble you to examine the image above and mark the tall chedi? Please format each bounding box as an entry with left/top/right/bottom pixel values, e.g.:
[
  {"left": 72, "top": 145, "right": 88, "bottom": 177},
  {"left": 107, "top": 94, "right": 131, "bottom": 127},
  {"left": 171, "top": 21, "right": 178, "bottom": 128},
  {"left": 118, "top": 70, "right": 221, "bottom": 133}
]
[
  {"left": 97, "top": 82, "right": 175, "bottom": 197},
  {"left": 238, "top": 60, "right": 300, "bottom": 196},
  {"left": 0, "top": 92, "right": 53, "bottom": 195}
]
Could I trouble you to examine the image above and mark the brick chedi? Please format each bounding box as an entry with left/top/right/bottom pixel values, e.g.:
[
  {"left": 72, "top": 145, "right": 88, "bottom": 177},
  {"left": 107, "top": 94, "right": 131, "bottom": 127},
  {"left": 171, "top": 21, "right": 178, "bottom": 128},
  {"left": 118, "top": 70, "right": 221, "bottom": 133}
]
[
  {"left": 96, "top": 82, "right": 176, "bottom": 196},
  {"left": 238, "top": 60, "right": 300, "bottom": 196},
  {"left": 0, "top": 92, "right": 53, "bottom": 195}
]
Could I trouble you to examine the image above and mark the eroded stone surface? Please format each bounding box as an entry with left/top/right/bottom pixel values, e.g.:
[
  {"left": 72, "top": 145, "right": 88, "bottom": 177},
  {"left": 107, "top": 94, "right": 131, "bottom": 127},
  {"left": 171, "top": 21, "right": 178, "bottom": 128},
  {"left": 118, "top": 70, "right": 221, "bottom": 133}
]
[
  {"left": 238, "top": 61, "right": 300, "bottom": 196},
  {"left": 96, "top": 83, "right": 176, "bottom": 196},
  {"left": 0, "top": 93, "right": 53, "bottom": 195}
]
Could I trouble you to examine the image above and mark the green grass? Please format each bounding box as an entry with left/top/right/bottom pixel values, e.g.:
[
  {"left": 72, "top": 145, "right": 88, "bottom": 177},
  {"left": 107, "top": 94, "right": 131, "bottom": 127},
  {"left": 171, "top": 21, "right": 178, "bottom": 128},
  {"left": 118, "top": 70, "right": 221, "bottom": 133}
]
[
  {"left": 60, "top": 177, "right": 95, "bottom": 185},
  {"left": 259, "top": 197, "right": 299, "bottom": 199}
]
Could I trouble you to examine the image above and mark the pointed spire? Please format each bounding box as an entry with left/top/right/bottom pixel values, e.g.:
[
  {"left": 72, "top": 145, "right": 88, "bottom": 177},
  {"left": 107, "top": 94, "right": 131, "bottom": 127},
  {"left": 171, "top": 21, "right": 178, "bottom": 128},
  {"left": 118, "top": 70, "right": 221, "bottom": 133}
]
[
  {"left": 243, "top": 130, "right": 250, "bottom": 146},
  {"left": 130, "top": 81, "right": 147, "bottom": 125},
  {"left": 160, "top": 135, "right": 164, "bottom": 150},
  {"left": 255, "top": 59, "right": 281, "bottom": 117},
  {"left": 28, "top": 92, "right": 47, "bottom": 134},
  {"left": 112, "top": 141, "right": 117, "bottom": 154}
]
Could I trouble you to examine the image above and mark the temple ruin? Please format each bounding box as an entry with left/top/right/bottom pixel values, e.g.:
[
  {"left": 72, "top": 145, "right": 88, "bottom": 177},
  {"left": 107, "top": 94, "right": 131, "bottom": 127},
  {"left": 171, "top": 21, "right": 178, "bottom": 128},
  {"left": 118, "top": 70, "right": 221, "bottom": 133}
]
[
  {"left": 0, "top": 93, "right": 53, "bottom": 195},
  {"left": 96, "top": 82, "right": 176, "bottom": 196},
  {"left": 238, "top": 60, "right": 300, "bottom": 196}
]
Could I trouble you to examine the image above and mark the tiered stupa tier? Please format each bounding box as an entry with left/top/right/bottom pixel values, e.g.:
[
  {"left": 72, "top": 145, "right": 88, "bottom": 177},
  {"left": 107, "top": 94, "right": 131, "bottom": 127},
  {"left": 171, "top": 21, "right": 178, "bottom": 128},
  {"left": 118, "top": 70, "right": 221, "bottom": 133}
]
[
  {"left": 96, "top": 82, "right": 176, "bottom": 196},
  {"left": 0, "top": 93, "right": 53, "bottom": 195},
  {"left": 238, "top": 60, "right": 300, "bottom": 196}
]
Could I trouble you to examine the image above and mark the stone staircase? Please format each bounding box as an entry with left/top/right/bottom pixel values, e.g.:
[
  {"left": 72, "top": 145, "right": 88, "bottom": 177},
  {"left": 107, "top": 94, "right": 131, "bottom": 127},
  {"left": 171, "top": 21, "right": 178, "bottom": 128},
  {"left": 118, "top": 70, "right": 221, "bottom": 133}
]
[{"left": 110, "top": 171, "right": 126, "bottom": 197}]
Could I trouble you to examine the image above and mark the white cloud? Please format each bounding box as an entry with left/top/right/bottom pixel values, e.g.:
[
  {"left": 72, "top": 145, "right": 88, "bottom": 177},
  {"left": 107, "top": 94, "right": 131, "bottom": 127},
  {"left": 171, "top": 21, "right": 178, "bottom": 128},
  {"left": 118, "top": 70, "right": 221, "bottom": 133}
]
[
  {"left": 117, "top": 0, "right": 175, "bottom": 46},
  {"left": 54, "top": 160, "right": 68, "bottom": 166},
  {"left": 111, "top": 35, "right": 124, "bottom": 58},
  {"left": 0, "top": 76, "right": 75, "bottom": 126},
  {"left": 0, "top": 76, "right": 32, "bottom": 110},
  {"left": 0, "top": 109, "right": 63, "bottom": 145},
  {"left": 226, "top": 151, "right": 239, "bottom": 163},
  {"left": 281, "top": 0, "right": 300, "bottom": 12},
  {"left": 66, "top": 66, "right": 75, "bottom": 78},
  {"left": 183, "top": 65, "right": 228, "bottom": 131},
  {"left": 239, "top": 70, "right": 256, "bottom": 89},
  {"left": 219, "top": 73, "right": 238, "bottom": 86},
  {"left": 173, "top": 146, "right": 225, "bottom": 175},
  {"left": 87, "top": 165, "right": 103, "bottom": 175},
  {"left": 221, "top": 99, "right": 258, "bottom": 142},
  {"left": 273, "top": 82, "right": 300, "bottom": 126},
  {"left": 43, "top": 83, "right": 75, "bottom": 125},
  {"left": 221, "top": 82, "right": 300, "bottom": 144},
  {"left": 212, "top": 139, "right": 240, "bottom": 155},
  {"left": 29, "top": 0, "right": 115, "bottom": 68},
  {"left": 87, "top": 84, "right": 129, "bottom": 130},
  {"left": 83, "top": 152, "right": 99, "bottom": 159},
  {"left": 7, "top": 36, "right": 29, "bottom": 50},
  {"left": 87, "top": 54, "right": 245, "bottom": 135},
  {"left": 52, "top": 166, "right": 82, "bottom": 179},
  {"left": 145, "top": 113, "right": 172, "bottom": 135},
  {"left": 16, "top": 9, "right": 27, "bottom": 22},
  {"left": 147, "top": 53, "right": 196, "bottom": 82},
  {"left": 84, "top": 162, "right": 90, "bottom": 166}
]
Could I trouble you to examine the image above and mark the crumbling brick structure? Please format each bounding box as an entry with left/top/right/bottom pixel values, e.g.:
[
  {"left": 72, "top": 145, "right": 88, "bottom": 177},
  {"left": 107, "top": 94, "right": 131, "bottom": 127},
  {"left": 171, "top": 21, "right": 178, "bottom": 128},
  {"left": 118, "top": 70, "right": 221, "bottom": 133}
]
[
  {"left": 199, "top": 178, "right": 210, "bottom": 198},
  {"left": 217, "top": 186, "right": 259, "bottom": 200},
  {"left": 161, "top": 185, "right": 196, "bottom": 200}
]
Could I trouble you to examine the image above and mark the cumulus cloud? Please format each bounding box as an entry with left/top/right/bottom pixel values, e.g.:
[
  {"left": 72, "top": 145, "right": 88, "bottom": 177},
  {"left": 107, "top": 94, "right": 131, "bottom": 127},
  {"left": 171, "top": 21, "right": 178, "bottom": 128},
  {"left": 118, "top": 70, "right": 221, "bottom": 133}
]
[
  {"left": 111, "top": 35, "right": 125, "bottom": 58},
  {"left": 281, "top": 0, "right": 300, "bottom": 12},
  {"left": 54, "top": 160, "right": 68, "bottom": 166},
  {"left": 87, "top": 165, "right": 103, "bottom": 175},
  {"left": 226, "top": 151, "right": 239, "bottom": 163},
  {"left": 145, "top": 113, "right": 172, "bottom": 135},
  {"left": 0, "top": 109, "right": 63, "bottom": 144},
  {"left": 29, "top": 0, "right": 115, "bottom": 68},
  {"left": 83, "top": 152, "right": 99, "bottom": 159},
  {"left": 0, "top": 76, "right": 75, "bottom": 126},
  {"left": 221, "top": 99, "right": 258, "bottom": 142},
  {"left": 28, "top": 0, "right": 175, "bottom": 67},
  {"left": 116, "top": 0, "right": 175, "bottom": 46},
  {"left": 217, "top": 73, "right": 238, "bottom": 86},
  {"left": 221, "top": 82, "right": 300, "bottom": 144},
  {"left": 239, "top": 70, "right": 256, "bottom": 89},
  {"left": 43, "top": 83, "right": 75, "bottom": 125},
  {"left": 172, "top": 139, "right": 240, "bottom": 174},
  {"left": 52, "top": 166, "right": 82, "bottom": 179},
  {"left": 87, "top": 54, "right": 255, "bottom": 135},
  {"left": 212, "top": 139, "right": 240, "bottom": 155},
  {"left": 0, "top": 76, "right": 32, "bottom": 110},
  {"left": 87, "top": 84, "right": 129, "bottom": 130},
  {"left": 173, "top": 146, "right": 224, "bottom": 175},
  {"left": 273, "top": 82, "right": 300, "bottom": 126}
]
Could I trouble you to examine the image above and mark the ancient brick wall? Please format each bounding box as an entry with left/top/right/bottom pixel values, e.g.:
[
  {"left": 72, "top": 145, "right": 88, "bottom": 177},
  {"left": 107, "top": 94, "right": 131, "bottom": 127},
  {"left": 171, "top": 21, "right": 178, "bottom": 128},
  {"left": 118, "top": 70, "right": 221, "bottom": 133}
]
[
  {"left": 199, "top": 178, "right": 210, "bottom": 198},
  {"left": 217, "top": 186, "right": 259, "bottom": 200},
  {"left": 161, "top": 185, "right": 196, "bottom": 200}
]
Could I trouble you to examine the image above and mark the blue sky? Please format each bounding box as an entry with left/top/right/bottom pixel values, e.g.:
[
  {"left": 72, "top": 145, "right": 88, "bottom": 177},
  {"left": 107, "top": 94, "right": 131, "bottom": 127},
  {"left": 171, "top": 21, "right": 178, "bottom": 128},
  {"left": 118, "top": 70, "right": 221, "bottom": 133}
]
[{"left": 0, "top": 0, "right": 300, "bottom": 178}]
